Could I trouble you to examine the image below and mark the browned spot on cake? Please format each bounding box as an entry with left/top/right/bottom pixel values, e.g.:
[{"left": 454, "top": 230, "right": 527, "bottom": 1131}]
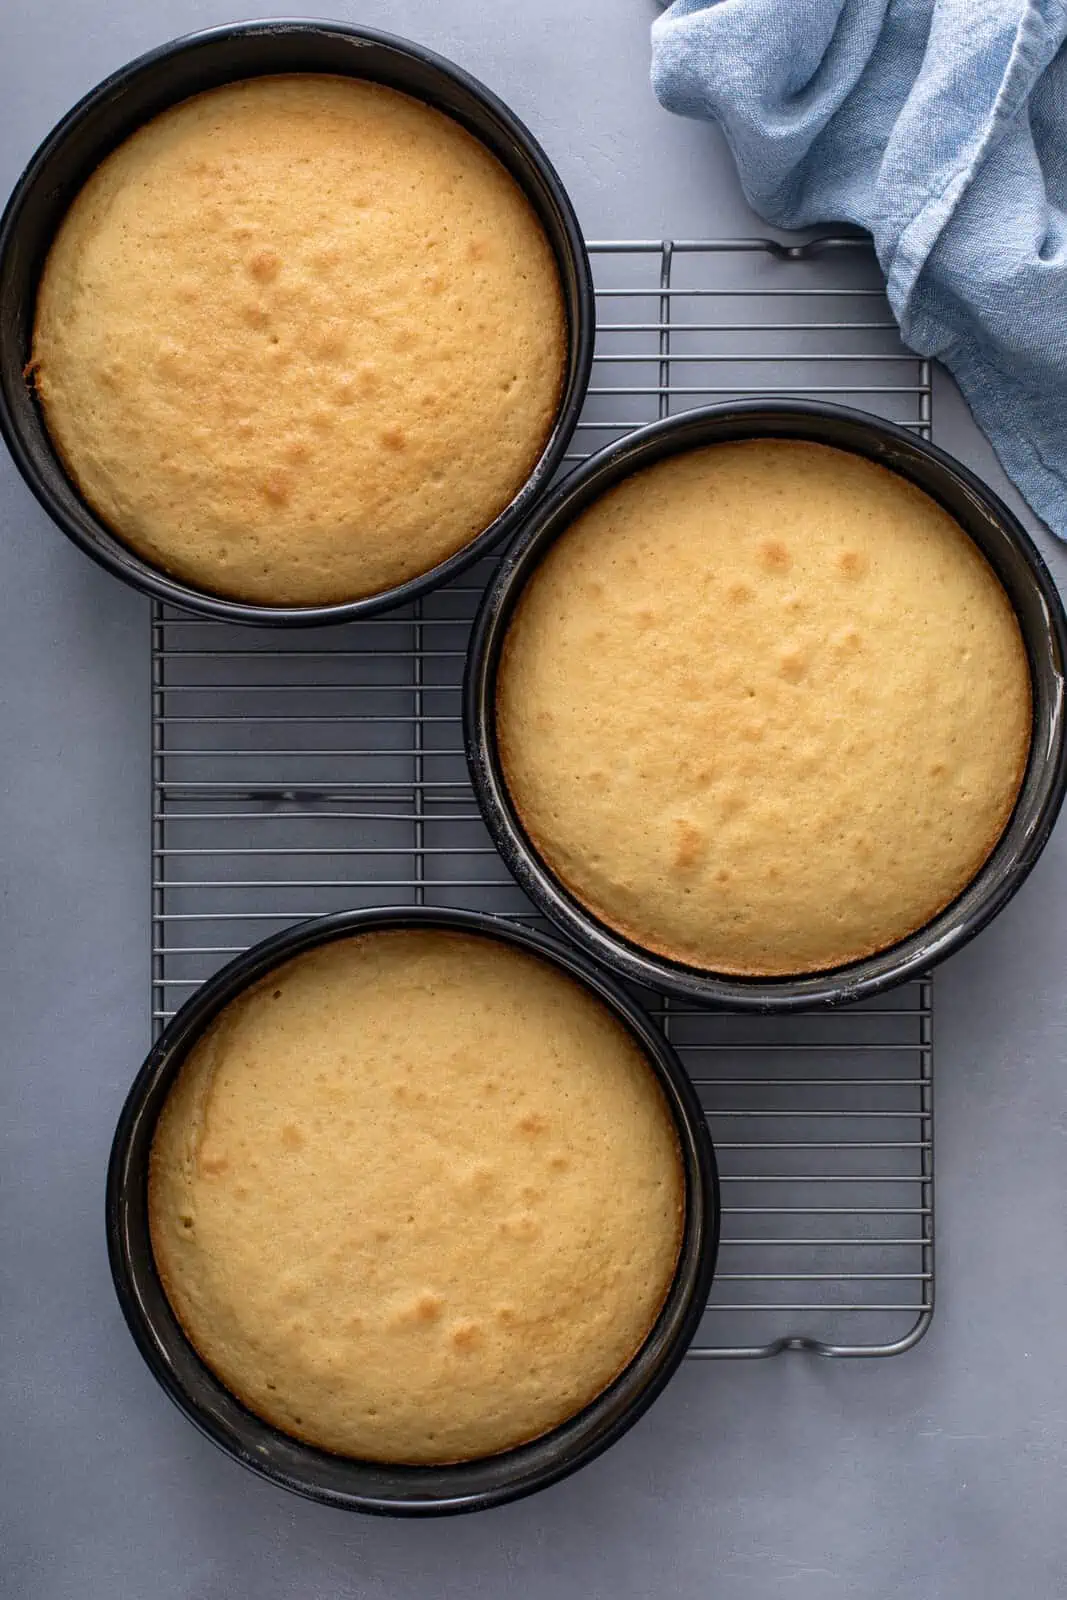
[
  {"left": 757, "top": 538, "right": 791, "bottom": 572},
  {"left": 242, "top": 301, "right": 270, "bottom": 331},
  {"left": 727, "top": 579, "right": 754, "bottom": 604},
  {"left": 450, "top": 1318, "right": 482, "bottom": 1351},
  {"left": 381, "top": 425, "right": 406, "bottom": 452},
  {"left": 500, "top": 1211, "right": 540, "bottom": 1241},
  {"left": 198, "top": 1143, "right": 228, "bottom": 1177},
  {"left": 390, "top": 1289, "right": 444, "bottom": 1328},
  {"left": 311, "top": 243, "right": 343, "bottom": 275},
  {"left": 467, "top": 236, "right": 491, "bottom": 262},
  {"left": 262, "top": 471, "right": 291, "bottom": 506},
  {"left": 155, "top": 340, "right": 186, "bottom": 380},
  {"left": 459, "top": 1161, "right": 496, "bottom": 1194},
  {"left": 518, "top": 1111, "right": 547, "bottom": 1135},
  {"left": 718, "top": 790, "right": 745, "bottom": 820},
  {"left": 672, "top": 817, "right": 706, "bottom": 871},
  {"left": 280, "top": 1122, "right": 304, "bottom": 1152},
  {"left": 634, "top": 606, "right": 657, "bottom": 629},
  {"left": 284, "top": 437, "right": 310, "bottom": 466},
  {"left": 534, "top": 709, "right": 553, "bottom": 730},
  {"left": 778, "top": 645, "right": 807, "bottom": 683},
  {"left": 247, "top": 249, "right": 280, "bottom": 283},
  {"left": 411, "top": 1291, "right": 443, "bottom": 1324},
  {"left": 835, "top": 547, "right": 868, "bottom": 578},
  {"left": 549, "top": 1152, "right": 570, "bottom": 1171},
  {"left": 833, "top": 625, "right": 862, "bottom": 653}
]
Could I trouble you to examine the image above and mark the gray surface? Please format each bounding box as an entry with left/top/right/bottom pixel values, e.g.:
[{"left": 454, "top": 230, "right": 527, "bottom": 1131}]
[{"left": 1, "top": 1, "right": 1065, "bottom": 1595}]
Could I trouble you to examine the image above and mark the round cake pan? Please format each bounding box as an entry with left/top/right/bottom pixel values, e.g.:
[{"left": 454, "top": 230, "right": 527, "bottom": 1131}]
[
  {"left": 464, "top": 400, "right": 1067, "bottom": 1012},
  {"left": 0, "top": 19, "right": 594, "bottom": 626},
  {"left": 107, "top": 906, "right": 719, "bottom": 1516}
]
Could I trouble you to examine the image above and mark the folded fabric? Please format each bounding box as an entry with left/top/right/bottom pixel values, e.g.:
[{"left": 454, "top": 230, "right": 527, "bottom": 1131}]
[{"left": 651, "top": 0, "right": 1067, "bottom": 540}]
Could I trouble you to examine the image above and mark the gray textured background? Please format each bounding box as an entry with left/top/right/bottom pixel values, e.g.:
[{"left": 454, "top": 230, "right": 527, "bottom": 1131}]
[{"left": 3, "top": 3, "right": 1066, "bottom": 1596}]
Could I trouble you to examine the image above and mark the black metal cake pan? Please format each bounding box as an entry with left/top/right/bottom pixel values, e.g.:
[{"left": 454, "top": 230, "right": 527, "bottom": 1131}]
[
  {"left": 0, "top": 19, "right": 595, "bottom": 624},
  {"left": 465, "top": 400, "right": 1067, "bottom": 1011},
  {"left": 107, "top": 906, "right": 720, "bottom": 1516}
]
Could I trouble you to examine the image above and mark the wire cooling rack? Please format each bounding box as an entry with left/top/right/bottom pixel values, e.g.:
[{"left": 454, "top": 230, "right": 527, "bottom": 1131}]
[{"left": 151, "top": 237, "right": 934, "bottom": 1359}]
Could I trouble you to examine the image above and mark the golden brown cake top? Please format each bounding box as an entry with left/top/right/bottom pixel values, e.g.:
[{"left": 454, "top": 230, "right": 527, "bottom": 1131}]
[
  {"left": 497, "top": 439, "right": 1031, "bottom": 976},
  {"left": 149, "top": 929, "right": 683, "bottom": 1464},
  {"left": 32, "top": 74, "right": 565, "bottom": 605}
]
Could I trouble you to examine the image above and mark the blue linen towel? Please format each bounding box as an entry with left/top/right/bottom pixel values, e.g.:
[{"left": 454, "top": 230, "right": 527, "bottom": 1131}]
[{"left": 651, "top": 0, "right": 1067, "bottom": 539}]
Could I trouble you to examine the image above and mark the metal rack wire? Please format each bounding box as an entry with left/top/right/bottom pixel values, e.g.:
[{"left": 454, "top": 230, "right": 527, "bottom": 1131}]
[{"left": 151, "top": 237, "right": 934, "bottom": 1359}]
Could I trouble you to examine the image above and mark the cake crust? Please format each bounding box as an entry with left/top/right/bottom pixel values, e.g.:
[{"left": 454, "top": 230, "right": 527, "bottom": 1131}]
[
  {"left": 497, "top": 439, "right": 1032, "bottom": 977},
  {"left": 32, "top": 75, "right": 565, "bottom": 604},
  {"left": 149, "top": 930, "right": 684, "bottom": 1464}
]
